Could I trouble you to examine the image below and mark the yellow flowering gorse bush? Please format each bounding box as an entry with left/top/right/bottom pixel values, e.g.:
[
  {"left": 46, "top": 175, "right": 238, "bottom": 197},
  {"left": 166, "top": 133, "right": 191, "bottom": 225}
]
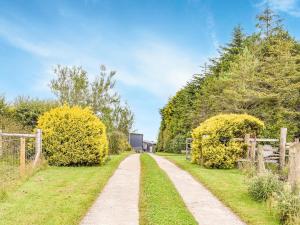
[
  {"left": 38, "top": 105, "right": 108, "bottom": 166},
  {"left": 192, "top": 114, "right": 264, "bottom": 168}
]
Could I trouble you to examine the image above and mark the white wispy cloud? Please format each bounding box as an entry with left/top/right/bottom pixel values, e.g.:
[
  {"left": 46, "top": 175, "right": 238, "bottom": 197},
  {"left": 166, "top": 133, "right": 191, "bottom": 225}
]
[
  {"left": 186, "top": 1, "right": 219, "bottom": 52},
  {"left": 0, "top": 19, "right": 53, "bottom": 57},
  {"left": 116, "top": 38, "right": 201, "bottom": 98},
  {"left": 0, "top": 17, "right": 201, "bottom": 100},
  {"left": 258, "top": 0, "right": 300, "bottom": 17},
  {"left": 0, "top": 2, "right": 218, "bottom": 140},
  {"left": 206, "top": 12, "right": 219, "bottom": 50}
]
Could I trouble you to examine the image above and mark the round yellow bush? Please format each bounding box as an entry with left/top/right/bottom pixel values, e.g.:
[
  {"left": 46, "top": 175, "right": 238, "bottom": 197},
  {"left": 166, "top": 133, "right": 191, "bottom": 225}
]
[
  {"left": 38, "top": 105, "right": 108, "bottom": 166},
  {"left": 192, "top": 114, "right": 264, "bottom": 168}
]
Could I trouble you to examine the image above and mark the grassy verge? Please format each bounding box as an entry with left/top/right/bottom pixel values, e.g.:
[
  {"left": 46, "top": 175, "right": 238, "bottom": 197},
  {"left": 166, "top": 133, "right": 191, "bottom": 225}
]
[
  {"left": 0, "top": 160, "right": 19, "bottom": 191},
  {"left": 157, "top": 153, "right": 280, "bottom": 225},
  {"left": 0, "top": 152, "right": 130, "bottom": 225},
  {"left": 139, "top": 153, "right": 197, "bottom": 225}
]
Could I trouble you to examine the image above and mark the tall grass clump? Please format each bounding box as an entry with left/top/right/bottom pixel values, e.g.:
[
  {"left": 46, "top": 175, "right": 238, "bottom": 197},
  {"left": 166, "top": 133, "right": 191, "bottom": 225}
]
[
  {"left": 248, "top": 172, "right": 283, "bottom": 202},
  {"left": 274, "top": 188, "right": 300, "bottom": 225}
]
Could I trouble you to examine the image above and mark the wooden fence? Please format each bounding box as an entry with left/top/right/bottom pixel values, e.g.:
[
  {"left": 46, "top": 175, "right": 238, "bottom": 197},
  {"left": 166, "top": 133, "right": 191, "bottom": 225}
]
[
  {"left": 233, "top": 128, "right": 298, "bottom": 170},
  {"left": 0, "top": 129, "right": 42, "bottom": 177},
  {"left": 185, "top": 127, "right": 300, "bottom": 190},
  {"left": 288, "top": 143, "right": 300, "bottom": 191},
  {"left": 185, "top": 128, "right": 292, "bottom": 165},
  {"left": 185, "top": 138, "right": 192, "bottom": 160},
  {"left": 222, "top": 127, "right": 300, "bottom": 190}
]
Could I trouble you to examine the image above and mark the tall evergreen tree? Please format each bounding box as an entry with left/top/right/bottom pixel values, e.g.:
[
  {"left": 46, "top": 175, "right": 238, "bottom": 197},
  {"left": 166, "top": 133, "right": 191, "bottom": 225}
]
[
  {"left": 256, "top": 7, "right": 283, "bottom": 38},
  {"left": 158, "top": 8, "right": 300, "bottom": 152},
  {"left": 209, "top": 25, "right": 245, "bottom": 76}
]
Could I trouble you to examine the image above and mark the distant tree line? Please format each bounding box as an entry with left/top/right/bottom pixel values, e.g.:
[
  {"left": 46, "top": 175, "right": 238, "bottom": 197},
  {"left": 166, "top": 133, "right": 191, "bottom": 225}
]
[
  {"left": 50, "top": 64, "right": 134, "bottom": 136},
  {"left": 1, "top": 65, "right": 134, "bottom": 144},
  {"left": 157, "top": 8, "right": 300, "bottom": 152}
]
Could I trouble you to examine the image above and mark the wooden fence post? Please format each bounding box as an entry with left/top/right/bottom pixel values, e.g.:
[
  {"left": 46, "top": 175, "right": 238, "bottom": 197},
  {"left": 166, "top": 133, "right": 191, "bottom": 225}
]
[
  {"left": 33, "top": 129, "right": 42, "bottom": 167},
  {"left": 288, "top": 143, "right": 300, "bottom": 192},
  {"left": 245, "top": 134, "right": 251, "bottom": 159},
  {"left": 185, "top": 138, "right": 192, "bottom": 161},
  {"left": 0, "top": 129, "right": 2, "bottom": 157},
  {"left": 257, "top": 145, "right": 266, "bottom": 175},
  {"left": 20, "top": 137, "right": 26, "bottom": 177},
  {"left": 250, "top": 138, "right": 256, "bottom": 162},
  {"left": 279, "top": 128, "right": 287, "bottom": 171}
]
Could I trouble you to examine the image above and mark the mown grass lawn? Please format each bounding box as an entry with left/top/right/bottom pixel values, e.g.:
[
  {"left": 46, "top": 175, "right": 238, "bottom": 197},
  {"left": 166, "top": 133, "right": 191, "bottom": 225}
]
[
  {"left": 139, "top": 153, "right": 197, "bottom": 225},
  {"left": 0, "top": 152, "right": 130, "bottom": 225},
  {"left": 158, "top": 153, "right": 280, "bottom": 225}
]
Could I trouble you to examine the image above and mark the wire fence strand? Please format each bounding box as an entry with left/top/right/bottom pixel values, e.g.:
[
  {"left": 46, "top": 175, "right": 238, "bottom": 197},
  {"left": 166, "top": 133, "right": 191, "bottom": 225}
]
[{"left": 0, "top": 134, "right": 39, "bottom": 192}]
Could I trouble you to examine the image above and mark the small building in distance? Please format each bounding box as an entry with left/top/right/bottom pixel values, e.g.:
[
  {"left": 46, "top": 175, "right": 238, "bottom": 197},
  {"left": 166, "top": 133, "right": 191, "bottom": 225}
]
[
  {"left": 129, "top": 133, "right": 143, "bottom": 152},
  {"left": 129, "top": 133, "right": 156, "bottom": 153},
  {"left": 143, "top": 140, "right": 156, "bottom": 153}
]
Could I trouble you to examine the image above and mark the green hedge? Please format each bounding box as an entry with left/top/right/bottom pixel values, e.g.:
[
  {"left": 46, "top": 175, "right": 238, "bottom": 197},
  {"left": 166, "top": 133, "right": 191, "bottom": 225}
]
[{"left": 108, "top": 131, "right": 132, "bottom": 154}]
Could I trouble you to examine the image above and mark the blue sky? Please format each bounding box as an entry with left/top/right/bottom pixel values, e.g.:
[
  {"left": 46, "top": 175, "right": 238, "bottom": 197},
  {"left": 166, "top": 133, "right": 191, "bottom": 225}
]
[{"left": 1, "top": 0, "right": 300, "bottom": 140}]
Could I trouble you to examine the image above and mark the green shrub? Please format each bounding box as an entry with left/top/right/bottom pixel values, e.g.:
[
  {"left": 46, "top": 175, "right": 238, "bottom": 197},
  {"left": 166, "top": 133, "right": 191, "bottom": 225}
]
[
  {"left": 0, "top": 189, "right": 8, "bottom": 201},
  {"left": 240, "top": 162, "right": 257, "bottom": 178},
  {"left": 248, "top": 173, "right": 283, "bottom": 201},
  {"left": 108, "top": 131, "right": 131, "bottom": 154},
  {"left": 0, "top": 115, "right": 31, "bottom": 133},
  {"left": 166, "top": 134, "right": 186, "bottom": 153},
  {"left": 38, "top": 105, "right": 108, "bottom": 166},
  {"left": 12, "top": 97, "right": 58, "bottom": 128},
  {"left": 192, "top": 113, "right": 264, "bottom": 168},
  {"left": 275, "top": 189, "right": 300, "bottom": 224}
]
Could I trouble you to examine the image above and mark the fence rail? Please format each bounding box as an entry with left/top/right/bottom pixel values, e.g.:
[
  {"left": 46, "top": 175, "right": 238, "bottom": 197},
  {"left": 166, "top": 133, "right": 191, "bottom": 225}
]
[
  {"left": 0, "top": 129, "right": 42, "bottom": 191},
  {"left": 185, "top": 127, "right": 298, "bottom": 168},
  {"left": 185, "top": 127, "right": 300, "bottom": 190},
  {"left": 0, "top": 133, "right": 37, "bottom": 138},
  {"left": 233, "top": 128, "right": 297, "bottom": 169},
  {"left": 232, "top": 138, "right": 279, "bottom": 142}
]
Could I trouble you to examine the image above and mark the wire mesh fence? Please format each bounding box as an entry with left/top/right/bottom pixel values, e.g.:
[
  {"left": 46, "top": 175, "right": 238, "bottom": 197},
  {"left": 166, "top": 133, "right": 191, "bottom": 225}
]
[{"left": 0, "top": 129, "right": 42, "bottom": 192}]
